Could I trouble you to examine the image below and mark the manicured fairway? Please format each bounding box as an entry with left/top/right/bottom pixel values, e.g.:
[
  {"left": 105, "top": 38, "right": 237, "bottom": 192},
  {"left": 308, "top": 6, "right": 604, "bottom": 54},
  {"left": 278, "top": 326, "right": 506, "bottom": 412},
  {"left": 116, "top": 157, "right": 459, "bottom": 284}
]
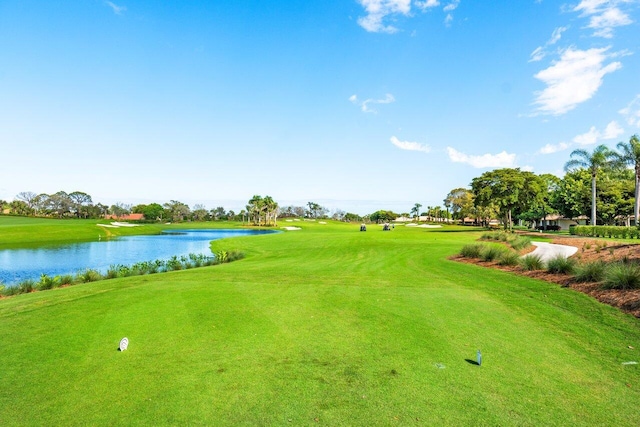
[{"left": 1, "top": 219, "right": 639, "bottom": 425}]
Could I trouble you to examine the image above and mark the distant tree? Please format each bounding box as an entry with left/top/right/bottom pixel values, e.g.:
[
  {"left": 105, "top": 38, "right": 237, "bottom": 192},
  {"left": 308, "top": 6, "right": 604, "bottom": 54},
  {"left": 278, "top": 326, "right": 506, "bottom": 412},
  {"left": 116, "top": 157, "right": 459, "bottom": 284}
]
[
  {"left": 369, "top": 210, "right": 398, "bottom": 223},
  {"left": 109, "top": 203, "right": 131, "bottom": 218},
  {"left": 444, "top": 187, "right": 475, "bottom": 220},
  {"left": 69, "top": 191, "right": 93, "bottom": 218},
  {"left": 565, "top": 144, "right": 616, "bottom": 225},
  {"left": 471, "top": 168, "right": 544, "bottom": 231},
  {"left": 192, "top": 204, "right": 209, "bottom": 221},
  {"left": 133, "top": 203, "right": 165, "bottom": 222},
  {"left": 614, "top": 134, "right": 640, "bottom": 224},
  {"left": 344, "top": 212, "right": 362, "bottom": 222},
  {"left": 246, "top": 195, "right": 278, "bottom": 226},
  {"left": 47, "top": 191, "right": 73, "bottom": 218},
  {"left": 9, "top": 200, "right": 31, "bottom": 216},
  {"left": 518, "top": 174, "right": 561, "bottom": 229},
  {"left": 210, "top": 206, "right": 227, "bottom": 220},
  {"left": 332, "top": 209, "right": 346, "bottom": 221},
  {"left": 411, "top": 203, "right": 422, "bottom": 221},
  {"left": 163, "top": 200, "right": 190, "bottom": 222},
  {"left": 15, "top": 191, "right": 38, "bottom": 213}
]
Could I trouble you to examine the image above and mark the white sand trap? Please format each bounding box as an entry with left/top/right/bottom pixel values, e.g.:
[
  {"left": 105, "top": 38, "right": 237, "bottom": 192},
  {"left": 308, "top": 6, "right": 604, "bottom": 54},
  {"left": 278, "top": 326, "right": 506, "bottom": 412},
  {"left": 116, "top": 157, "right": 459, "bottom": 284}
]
[
  {"left": 282, "top": 226, "right": 302, "bottom": 231},
  {"left": 97, "top": 223, "right": 119, "bottom": 228},
  {"left": 319, "top": 221, "right": 327, "bottom": 224},
  {"left": 406, "top": 223, "right": 418, "bottom": 227},
  {"left": 111, "top": 222, "right": 139, "bottom": 227},
  {"left": 418, "top": 224, "right": 442, "bottom": 228},
  {"left": 524, "top": 241, "right": 578, "bottom": 262}
]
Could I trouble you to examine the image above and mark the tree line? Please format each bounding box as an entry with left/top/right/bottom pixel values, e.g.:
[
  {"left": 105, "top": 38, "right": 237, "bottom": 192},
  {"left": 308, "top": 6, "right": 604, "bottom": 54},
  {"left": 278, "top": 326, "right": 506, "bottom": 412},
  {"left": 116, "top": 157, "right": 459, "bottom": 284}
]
[
  {"left": 443, "top": 134, "right": 640, "bottom": 229},
  {"left": 0, "top": 192, "right": 367, "bottom": 225}
]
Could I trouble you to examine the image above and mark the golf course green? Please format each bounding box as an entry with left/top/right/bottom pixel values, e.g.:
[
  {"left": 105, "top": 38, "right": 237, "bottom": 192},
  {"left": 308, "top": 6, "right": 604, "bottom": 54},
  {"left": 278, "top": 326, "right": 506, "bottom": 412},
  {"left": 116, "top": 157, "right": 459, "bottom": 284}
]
[{"left": 0, "top": 217, "right": 639, "bottom": 426}]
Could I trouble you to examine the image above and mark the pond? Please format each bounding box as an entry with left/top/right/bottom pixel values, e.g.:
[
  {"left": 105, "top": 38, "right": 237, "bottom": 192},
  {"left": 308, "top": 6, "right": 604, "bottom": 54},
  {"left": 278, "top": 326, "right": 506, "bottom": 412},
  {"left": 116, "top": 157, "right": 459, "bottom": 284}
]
[{"left": 0, "top": 229, "right": 276, "bottom": 286}]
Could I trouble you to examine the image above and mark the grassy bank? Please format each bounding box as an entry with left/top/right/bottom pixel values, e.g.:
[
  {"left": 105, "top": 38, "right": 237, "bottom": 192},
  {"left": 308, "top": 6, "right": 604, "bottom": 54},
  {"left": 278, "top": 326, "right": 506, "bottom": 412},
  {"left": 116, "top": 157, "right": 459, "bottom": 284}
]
[{"left": 0, "top": 220, "right": 639, "bottom": 425}]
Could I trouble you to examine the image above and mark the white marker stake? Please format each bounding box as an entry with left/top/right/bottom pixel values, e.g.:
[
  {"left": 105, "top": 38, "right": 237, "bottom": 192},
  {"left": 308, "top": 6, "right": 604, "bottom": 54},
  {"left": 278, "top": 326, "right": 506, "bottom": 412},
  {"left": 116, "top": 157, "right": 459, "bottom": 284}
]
[
  {"left": 119, "top": 337, "right": 129, "bottom": 351},
  {"left": 476, "top": 350, "right": 482, "bottom": 366}
]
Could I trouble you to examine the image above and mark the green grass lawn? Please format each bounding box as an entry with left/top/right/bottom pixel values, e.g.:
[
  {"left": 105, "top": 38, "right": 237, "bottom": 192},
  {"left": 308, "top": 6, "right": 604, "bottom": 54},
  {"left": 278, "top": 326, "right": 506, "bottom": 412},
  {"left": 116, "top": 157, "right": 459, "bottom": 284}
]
[{"left": 0, "top": 218, "right": 639, "bottom": 425}]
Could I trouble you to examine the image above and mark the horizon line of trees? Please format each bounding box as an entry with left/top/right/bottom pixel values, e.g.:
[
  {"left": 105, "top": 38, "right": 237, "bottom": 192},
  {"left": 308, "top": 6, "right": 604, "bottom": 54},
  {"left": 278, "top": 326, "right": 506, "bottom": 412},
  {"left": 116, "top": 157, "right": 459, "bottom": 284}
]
[{"left": 443, "top": 134, "right": 640, "bottom": 230}]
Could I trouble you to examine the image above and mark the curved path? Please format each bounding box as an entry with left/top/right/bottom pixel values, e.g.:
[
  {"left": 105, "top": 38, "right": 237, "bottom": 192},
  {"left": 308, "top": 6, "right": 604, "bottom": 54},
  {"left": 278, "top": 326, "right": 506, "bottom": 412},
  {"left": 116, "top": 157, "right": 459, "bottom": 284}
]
[{"left": 525, "top": 241, "right": 578, "bottom": 262}]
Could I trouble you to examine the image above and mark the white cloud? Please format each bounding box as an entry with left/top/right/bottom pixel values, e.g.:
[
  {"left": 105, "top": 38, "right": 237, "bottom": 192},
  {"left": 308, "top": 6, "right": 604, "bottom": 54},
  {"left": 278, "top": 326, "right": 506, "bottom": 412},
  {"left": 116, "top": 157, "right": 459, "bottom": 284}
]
[
  {"left": 356, "top": 0, "right": 461, "bottom": 32},
  {"left": 350, "top": 93, "right": 395, "bottom": 113},
  {"left": 602, "top": 120, "right": 625, "bottom": 139},
  {"left": 573, "top": 120, "right": 624, "bottom": 145},
  {"left": 415, "top": 0, "right": 440, "bottom": 9},
  {"left": 533, "top": 46, "right": 622, "bottom": 115},
  {"left": 446, "top": 147, "right": 516, "bottom": 168},
  {"left": 444, "top": 13, "right": 453, "bottom": 25},
  {"left": 573, "top": 126, "right": 601, "bottom": 145},
  {"left": 529, "top": 26, "right": 568, "bottom": 62},
  {"left": 619, "top": 94, "right": 640, "bottom": 128},
  {"left": 573, "top": 0, "right": 633, "bottom": 38},
  {"left": 105, "top": 1, "right": 126, "bottom": 15},
  {"left": 443, "top": 0, "right": 460, "bottom": 12},
  {"left": 356, "top": 0, "right": 411, "bottom": 33},
  {"left": 390, "top": 136, "right": 431, "bottom": 153},
  {"left": 539, "top": 142, "right": 570, "bottom": 154}
]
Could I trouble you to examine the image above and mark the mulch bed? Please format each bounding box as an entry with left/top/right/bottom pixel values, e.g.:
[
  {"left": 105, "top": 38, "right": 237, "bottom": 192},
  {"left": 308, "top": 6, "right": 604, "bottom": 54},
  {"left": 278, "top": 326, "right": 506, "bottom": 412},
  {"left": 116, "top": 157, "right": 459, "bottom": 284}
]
[{"left": 451, "top": 234, "right": 640, "bottom": 318}]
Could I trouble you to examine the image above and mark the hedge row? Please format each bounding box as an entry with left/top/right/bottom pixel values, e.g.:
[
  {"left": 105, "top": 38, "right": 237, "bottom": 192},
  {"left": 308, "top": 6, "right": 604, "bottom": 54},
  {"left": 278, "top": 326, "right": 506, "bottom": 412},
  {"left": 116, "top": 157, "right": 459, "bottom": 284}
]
[{"left": 571, "top": 225, "right": 640, "bottom": 239}]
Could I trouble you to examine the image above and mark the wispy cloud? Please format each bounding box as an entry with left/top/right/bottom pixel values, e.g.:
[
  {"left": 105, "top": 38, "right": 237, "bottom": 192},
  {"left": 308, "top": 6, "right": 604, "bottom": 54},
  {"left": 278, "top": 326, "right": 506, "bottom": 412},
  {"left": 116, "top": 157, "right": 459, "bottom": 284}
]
[
  {"left": 529, "top": 26, "right": 568, "bottom": 62},
  {"left": 539, "top": 120, "right": 624, "bottom": 154},
  {"left": 415, "top": 0, "right": 440, "bottom": 9},
  {"left": 532, "top": 46, "right": 622, "bottom": 115},
  {"left": 349, "top": 93, "right": 395, "bottom": 113},
  {"left": 446, "top": 147, "right": 516, "bottom": 168},
  {"left": 573, "top": 0, "right": 633, "bottom": 38},
  {"left": 619, "top": 94, "right": 640, "bottom": 128},
  {"left": 356, "top": 0, "right": 461, "bottom": 33},
  {"left": 390, "top": 136, "right": 431, "bottom": 153},
  {"left": 539, "top": 142, "right": 570, "bottom": 154},
  {"left": 573, "top": 120, "right": 624, "bottom": 145},
  {"left": 356, "top": 0, "right": 411, "bottom": 33},
  {"left": 105, "top": 1, "right": 126, "bottom": 15}
]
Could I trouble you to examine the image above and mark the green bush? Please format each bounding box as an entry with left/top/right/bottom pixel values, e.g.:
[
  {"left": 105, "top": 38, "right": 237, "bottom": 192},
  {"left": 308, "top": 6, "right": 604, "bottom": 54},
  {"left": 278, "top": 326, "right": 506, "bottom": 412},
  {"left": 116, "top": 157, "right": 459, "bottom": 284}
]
[
  {"left": 601, "top": 262, "right": 640, "bottom": 290},
  {"left": 480, "top": 245, "right": 508, "bottom": 262},
  {"left": 520, "top": 254, "right": 545, "bottom": 271},
  {"left": 37, "top": 274, "right": 59, "bottom": 291},
  {"left": 546, "top": 255, "right": 576, "bottom": 275},
  {"left": 75, "top": 269, "right": 103, "bottom": 283},
  {"left": 459, "top": 244, "right": 485, "bottom": 258},
  {"left": 573, "top": 261, "right": 607, "bottom": 283},
  {"left": 498, "top": 251, "right": 520, "bottom": 266},
  {"left": 510, "top": 236, "right": 531, "bottom": 251}
]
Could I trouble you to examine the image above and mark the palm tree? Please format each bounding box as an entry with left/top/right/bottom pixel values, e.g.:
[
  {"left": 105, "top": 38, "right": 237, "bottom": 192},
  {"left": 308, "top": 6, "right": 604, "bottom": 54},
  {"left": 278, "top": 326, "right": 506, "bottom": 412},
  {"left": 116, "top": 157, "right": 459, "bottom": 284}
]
[
  {"left": 411, "top": 203, "right": 422, "bottom": 222},
  {"left": 615, "top": 135, "right": 640, "bottom": 225},
  {"left": 564, "top": 144, "right": 616, "bottom": 225}
]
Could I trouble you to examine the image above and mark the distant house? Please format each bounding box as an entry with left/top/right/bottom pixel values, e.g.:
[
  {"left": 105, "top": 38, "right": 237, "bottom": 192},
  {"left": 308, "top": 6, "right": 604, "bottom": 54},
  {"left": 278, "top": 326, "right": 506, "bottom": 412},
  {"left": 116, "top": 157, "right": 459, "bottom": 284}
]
[
  {"left": 104, "top": 213, "right": 144, "bottom": 221},
  {"left": 536, "top": 214, "right": 588, "bottom": 230}
]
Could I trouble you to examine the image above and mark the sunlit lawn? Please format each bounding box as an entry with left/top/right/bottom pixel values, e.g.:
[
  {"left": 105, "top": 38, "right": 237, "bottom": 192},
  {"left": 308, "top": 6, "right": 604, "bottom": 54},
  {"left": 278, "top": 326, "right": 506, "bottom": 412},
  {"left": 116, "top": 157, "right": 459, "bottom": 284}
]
[{"left": 0, "top": 218, "right": 639, "bottom": 425}]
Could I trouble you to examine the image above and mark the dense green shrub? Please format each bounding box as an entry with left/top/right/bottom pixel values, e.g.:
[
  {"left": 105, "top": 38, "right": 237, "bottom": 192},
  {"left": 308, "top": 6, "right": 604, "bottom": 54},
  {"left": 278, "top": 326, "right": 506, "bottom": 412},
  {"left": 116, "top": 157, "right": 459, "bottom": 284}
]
[
  {"left": 510, "top": 236, "right": 532, "bottom": 251},
  {"left": 459, "top": 244, "right": 485, "bottom": 258},
  {"left": 480, "top": 245, "right": 508, "bottom": 262},
  {"left": 546, "top": 255, "right": 576, "bottom": 275},
  {"left": 37, "top": 274, "right": 59, "bottom": 291},
  {"left": 573, "top": 261, "right": 607, "bottom": 282},
  {"left": 498, "top": 251, "right": 520, "bottom": 266},
  {"left": 520, "top": 254, "right": 545, "bottom": 271},
  {"left": 601, "top": 263, "right": 640, "bottom": 290}
]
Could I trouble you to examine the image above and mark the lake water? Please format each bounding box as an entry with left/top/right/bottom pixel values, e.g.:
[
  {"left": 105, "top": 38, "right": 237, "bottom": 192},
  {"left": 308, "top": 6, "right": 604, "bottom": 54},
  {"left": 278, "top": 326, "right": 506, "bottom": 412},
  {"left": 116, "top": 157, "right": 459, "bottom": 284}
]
[{"left": 0, "top": 229, "right": 275, "bottom": 285}]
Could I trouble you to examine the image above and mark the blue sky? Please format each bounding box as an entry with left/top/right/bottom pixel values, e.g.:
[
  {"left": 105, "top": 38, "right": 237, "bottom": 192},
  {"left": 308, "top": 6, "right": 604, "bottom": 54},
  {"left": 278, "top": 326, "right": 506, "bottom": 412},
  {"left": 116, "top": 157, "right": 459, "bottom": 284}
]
[{"left": 1, "top": 0, "right": 639, "bottom": 215}]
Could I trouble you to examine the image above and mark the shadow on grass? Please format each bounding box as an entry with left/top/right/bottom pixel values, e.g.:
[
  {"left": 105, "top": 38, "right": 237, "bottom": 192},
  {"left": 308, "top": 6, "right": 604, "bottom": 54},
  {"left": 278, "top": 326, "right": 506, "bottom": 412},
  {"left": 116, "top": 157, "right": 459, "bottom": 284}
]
[{"left": 465, "top": 359, "right": 480, "bottom": 366}]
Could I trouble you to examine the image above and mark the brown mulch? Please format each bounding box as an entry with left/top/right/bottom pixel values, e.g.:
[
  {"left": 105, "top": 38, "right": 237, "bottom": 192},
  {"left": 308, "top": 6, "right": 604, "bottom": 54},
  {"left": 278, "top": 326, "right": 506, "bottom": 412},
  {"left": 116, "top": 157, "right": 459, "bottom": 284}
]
[{"left": 452, "top": 234, "right": 640, "bottom": 318}]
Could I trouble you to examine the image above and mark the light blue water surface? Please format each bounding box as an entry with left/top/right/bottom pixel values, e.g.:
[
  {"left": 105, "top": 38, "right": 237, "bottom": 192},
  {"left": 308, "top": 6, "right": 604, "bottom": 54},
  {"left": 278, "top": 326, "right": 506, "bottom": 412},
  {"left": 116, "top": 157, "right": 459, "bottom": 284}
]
[{"left": 0, "top": 229, "right": 275, "bottom": 285}]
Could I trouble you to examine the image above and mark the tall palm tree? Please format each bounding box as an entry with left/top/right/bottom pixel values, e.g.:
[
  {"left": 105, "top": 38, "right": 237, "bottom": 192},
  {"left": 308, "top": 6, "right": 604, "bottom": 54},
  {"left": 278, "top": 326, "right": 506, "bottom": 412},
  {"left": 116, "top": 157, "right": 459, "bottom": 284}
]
[
  {"left": 615, "top": 135, "right": 640, "bottom": 225},
  {"left": 411, "top": 203, "right": 422, "bottom": 222},
  {"left": 564, "top": 144, "right": 616, "bottom": 225}
]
